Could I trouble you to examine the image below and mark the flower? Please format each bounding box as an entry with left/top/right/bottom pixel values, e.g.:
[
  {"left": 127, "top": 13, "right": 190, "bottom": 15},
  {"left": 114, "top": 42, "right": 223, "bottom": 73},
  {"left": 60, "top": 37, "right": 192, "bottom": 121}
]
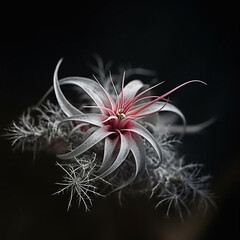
[
  {"left": 5, "top": 57, "right": 214, "bottom": 213},
  {"left": 53, "top": 59, "right": 206, "bottom": 189}
]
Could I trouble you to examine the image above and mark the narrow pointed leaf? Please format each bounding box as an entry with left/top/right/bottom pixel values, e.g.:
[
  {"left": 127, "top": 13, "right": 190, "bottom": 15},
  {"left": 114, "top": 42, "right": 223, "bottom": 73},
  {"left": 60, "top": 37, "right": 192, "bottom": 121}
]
[
  {"left": 168, "top": 118, "right": 215, "bottom": 134},
  {"left": 53, "top": 59, "right": 83, "bottom": 117},
  {"left": 57, "top": 128, "right": 113, "bottom": 159},
  {"left": 58, "top": 77, "right": 113, "bottom": 110},
  {"left": 99, "top": 132, "right": 130, "bottom": 178},
  {"left": 130, "top": 102, "right": 186, "bottom": 125},
  {"left": 130, "top": 134, "right": 146, "bottom": 178},
  {"left": 123, "top": 80, "right": 144, "bottom": 101},
  {"left": 57, "top": 114, "right": 103, "bottom": 128},
  {"left": 113, "top": 134, "right": 146, "bottom": 191},
  {"left": 125, "top": 122, "right": 162, "bottom": 166},
  {"left": 97, "top": 136, "right": 119, "bottom": 174}
]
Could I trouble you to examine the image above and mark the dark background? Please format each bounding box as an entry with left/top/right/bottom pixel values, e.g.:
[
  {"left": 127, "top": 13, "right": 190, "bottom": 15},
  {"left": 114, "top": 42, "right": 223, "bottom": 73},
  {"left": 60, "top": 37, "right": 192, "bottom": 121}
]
[{"left": 0, "top": 1, "right": 239, "bottom": 239}]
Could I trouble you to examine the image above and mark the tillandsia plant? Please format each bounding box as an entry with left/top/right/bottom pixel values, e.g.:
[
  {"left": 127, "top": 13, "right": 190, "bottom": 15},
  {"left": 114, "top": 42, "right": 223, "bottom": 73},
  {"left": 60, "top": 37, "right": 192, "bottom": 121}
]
[{"left": 6, "top": 57, "right": 214, "bottom": 217}]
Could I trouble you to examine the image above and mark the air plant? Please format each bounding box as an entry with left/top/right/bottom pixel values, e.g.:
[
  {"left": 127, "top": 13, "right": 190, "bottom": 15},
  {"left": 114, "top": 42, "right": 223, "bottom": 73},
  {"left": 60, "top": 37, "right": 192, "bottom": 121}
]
[{"left": 5, "top": 57, "right": 214, "bottom": 216}]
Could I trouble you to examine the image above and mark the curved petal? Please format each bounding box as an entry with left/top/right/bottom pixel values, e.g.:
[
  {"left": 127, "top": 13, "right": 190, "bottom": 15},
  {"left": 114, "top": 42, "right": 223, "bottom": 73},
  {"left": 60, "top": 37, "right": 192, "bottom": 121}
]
[
  {"left": 130, "top": 134, "right": 146, "bottom": 178},
  {"left": 129, "top": 102, "right": 186, "bottom": 126},
  {"left": 102, "top": 115, "right": 118, "bottom": 123},
  {"left": 97, "top": 135, "right": 119, "bottom": 174},
  {"left": 57, "top": 114, "right": 103, "bottom": 128},
  {"left": 127, "top": 101, "right": 167, "bottom": 118},
  {"left": 124, "top": 81, "right": 165, "bottom": 112},
  {"left": 83, "top": 126, "right": 98, "bottom": 139},
  {"left": 54, "top": 59, "right": 83, "bottom": 117},
  {"left": 123, "top": 80, "right": 144, "bottom": 101},
  {"left": 126, "top": 80, "right": 206, "bottom": 117},
  {"left": 98, "top": 132, "right": 131, "bottom": 179},
  {"left": 57, "top": 128, "right": 113, "bottom": 160},
  {"left": 113, "top": 134, "right": 146, "bottom": 191},
  {"left": 38, "top": 60, "right": 114, "bottom": 111},
  {"left": 124, "top": 122, "right": 162, "bottom": 167},
  {"left": 58, "top": 77, "right": 113, "bottom": 111},
  {"left": 168, "top": 118, "right": 216, "bottom": 134}
]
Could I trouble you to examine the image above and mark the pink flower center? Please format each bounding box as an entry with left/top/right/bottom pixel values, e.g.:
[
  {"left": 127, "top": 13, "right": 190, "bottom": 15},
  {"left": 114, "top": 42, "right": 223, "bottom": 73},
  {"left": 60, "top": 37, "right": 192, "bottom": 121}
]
[{"left": 103, "top": 112, "right": 132, "bottom": 134}]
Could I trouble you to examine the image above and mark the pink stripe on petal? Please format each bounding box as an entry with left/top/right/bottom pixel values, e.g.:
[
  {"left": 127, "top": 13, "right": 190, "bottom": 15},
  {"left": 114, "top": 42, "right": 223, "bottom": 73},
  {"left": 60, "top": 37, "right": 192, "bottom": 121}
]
[
  {"left": 122, "top": 80, "right": 144, "bottom": 102},
  {"left": 124, "top": 81, "right": 165, "bottom": 112},
  {"left": 155, "top": 80, "right": 207, "bottom": 101},
  {"left": 127, "top": 80, "right": 206, "bottom": 116},
  {"left": 132, "top": 95, "right": 169, "bottom": 105},
  {"left": 127, "top": 101, "right": 168, "bottom": 118},
  {"left": 102, "top": 115, "right": 118, "bottom": 123},
  {"left": 94, "top": 79, "right": 116, "bottom": 111}
]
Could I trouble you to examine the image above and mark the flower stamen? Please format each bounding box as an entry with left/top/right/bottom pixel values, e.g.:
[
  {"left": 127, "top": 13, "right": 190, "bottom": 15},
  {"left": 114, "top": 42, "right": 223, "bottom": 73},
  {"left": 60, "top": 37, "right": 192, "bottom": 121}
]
[{"left": 117, "top": 108, "right": 126, "bottom": 120}]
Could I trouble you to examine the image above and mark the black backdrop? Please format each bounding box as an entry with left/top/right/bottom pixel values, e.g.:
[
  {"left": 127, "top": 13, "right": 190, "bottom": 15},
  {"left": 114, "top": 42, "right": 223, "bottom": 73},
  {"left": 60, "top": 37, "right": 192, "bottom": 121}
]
[{"left": 0, "top": 1, "right": 239, "bottom": 239}]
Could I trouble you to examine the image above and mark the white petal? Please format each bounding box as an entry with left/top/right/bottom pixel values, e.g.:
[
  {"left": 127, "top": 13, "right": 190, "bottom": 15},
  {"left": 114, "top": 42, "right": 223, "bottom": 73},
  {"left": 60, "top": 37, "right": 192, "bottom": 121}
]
[
  {"left": 53, "top": 59, "right": 83, "bottom": 117},
  {"left": 99, "top": 132, "right": 130, "bottom": 178},
  {"left": 57, "top": 114, "right": 103, "bottom": 128},
  {"left": 113, "top": 134, "right": 146, "bottom": 191},
  {"left": 59, "top": 77, "right": 113, "bottom": 110},
  {"left": 97, "top": 136, "right": 119, "bottom": 174},
  {"left": 82, "top": 126, "right": 98, "bottom": 139},
  {"left": 135, "top": 102, "right": 186, "bottom": 124},
  {"left": 168, "top": 118, "right": 216, "bottom": 134},
  {"left": 130, "top": 134, "right": 146, "bottom": 177},
  {"left": 125, "top": 122, "right": 162, "bottom": 167},
  {"left": 161, "top": 102, "right": 186, "bottom": 126},
  {"left": 57, "top": 128, "right": 113, "bottom": 160},
  {"left": 38, "top": 60, "right": 113, "bottom": 112},
  {"left": 123, "top": 80, "right": 144, "bottom": 101}
]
